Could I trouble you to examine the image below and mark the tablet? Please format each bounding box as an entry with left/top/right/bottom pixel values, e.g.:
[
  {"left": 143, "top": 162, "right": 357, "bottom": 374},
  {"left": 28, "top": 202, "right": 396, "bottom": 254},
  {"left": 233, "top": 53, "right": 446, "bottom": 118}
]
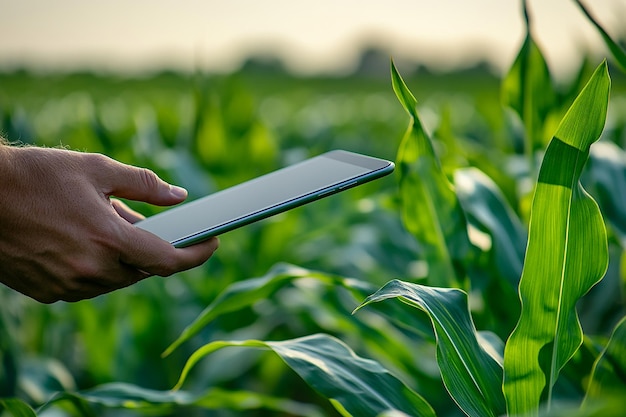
[{"left": 135, "top": 150, "right": 395, "bottom": 247}]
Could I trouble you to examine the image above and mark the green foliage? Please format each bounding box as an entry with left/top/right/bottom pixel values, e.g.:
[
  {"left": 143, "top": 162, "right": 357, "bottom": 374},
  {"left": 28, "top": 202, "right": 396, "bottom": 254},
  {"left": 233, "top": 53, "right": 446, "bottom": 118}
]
[
  {"left": 173, "top": 334, "right": 435, "bottom": 417},
  {"left": 39, "top": 383, "right": 324, "bottom": 416},
  {"left": 501, "top": 0, "right": 556, "bottom": 159},
  {"left": 392, "top": 60, "right": 472, "bottom": 289},
  {"left": 0, "top": 399, "right": 37, "bottom": 417},
  {"left": 503, "top": 61, "right": 611, "bottom": 416},
  {"left": 2, "top": 2, "right": 626, "bottom": 417},
  {"left": 574, "top": 0, "right": 626, "bottom": 73},
  {"left": 454, "top": 167, "right": 526, "bottom": 288},
  {"left": 355, "top": 280, "right": 505, "bottom": 417},
  {"left": 584, "top": 317, "right": 626, "bottom": 401},
  {"left": 163, "top": 263, "right": 376, "bottom": 357}
]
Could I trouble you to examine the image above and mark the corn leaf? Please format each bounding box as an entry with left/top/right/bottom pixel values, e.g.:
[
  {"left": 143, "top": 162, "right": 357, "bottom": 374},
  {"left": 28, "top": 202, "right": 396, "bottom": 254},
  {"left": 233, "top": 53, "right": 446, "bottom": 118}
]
[
  {"left": 586, "top": 141, "right": 626, "bottom": 248},
  {"left": 174, "top": 333, "right": 436, "bottom": 417},
  {"left": 574, "top": 0, "right": 626, "bottom": 73},
  {"left": 584, "top": 316, "right": 626, "bottom": 401},
  {"left": 454, "top": 167, "right": 526, "bottom": 335},
  {"left": 502, "top": 0, "right": 555, "bottom": 155},
  {"left": 0, "top": 399, "right": 37, "bottom": 417},
  {"left": 44, "top": 383, "right": 196, "bottom": 413},
  {"left": 454, "top": 167, "right": 527, "bottom": 287},
  {"left": 355, "top": 279, "right": 505, "bottom": 417},
  {"left": 391, "top": 59, "right": 471, "bottom": 288},
  {"left": 192, "top": 388, "right": 324, "bottom": 416},
  {"left": 536, "top": 398, "right": 626, "bottom": 417},
  {"left": 391, "top": 61, "right": 418, "bottom": 121},
  {"left": 0, "top": 307, "right": 18, "bottom": 398},
  {"left": 163, "top": 263, "right": 375, "bottom": 356},
  {"left": 377, "top": 411, "right": 413, "bottom": 417},
  {"left": 503, "top": 61, "right": 611, "bottom": 416},
  {"left": 42, "top": 383, "right": 324, "bottom": 417}
]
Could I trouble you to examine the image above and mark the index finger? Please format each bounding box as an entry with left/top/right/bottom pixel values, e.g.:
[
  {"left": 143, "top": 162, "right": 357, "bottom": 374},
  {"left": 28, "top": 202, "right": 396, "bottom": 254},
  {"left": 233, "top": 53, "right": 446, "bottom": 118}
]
[{"left": 86, "top": 153, "right": 188, "bottom": 206}]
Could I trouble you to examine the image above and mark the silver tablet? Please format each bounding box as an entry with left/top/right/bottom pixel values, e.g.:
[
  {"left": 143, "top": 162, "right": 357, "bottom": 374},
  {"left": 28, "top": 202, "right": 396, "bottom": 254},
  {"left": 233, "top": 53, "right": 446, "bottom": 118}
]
[{"left": 135, "top": 150, "right": 395, "bottom": 247}]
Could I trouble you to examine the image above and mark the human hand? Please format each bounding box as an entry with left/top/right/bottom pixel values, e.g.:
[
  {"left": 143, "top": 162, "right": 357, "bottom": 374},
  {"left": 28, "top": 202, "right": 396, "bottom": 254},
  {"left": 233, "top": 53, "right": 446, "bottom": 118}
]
[{"left": 0, "top": 145, "right": 219, "bottom": 303}]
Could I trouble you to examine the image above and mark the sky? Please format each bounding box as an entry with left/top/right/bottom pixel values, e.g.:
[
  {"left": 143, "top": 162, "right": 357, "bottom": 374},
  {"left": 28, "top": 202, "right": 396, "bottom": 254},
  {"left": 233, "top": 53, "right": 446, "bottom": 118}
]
[{"left": 1, "top": 0, "right": 624, "bottom": 78}]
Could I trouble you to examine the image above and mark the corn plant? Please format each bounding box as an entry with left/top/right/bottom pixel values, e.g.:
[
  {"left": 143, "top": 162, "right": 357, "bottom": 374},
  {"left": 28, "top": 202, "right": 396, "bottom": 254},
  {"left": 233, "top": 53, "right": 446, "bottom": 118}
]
[
  {"left": 2, "top": 2, "right": 626, "bottom": 417},
  {"left": 29, "top": 57, "right": 617, "bottom": 417},
  {"left": 161, "top": 58, "right": 623, "bottom": 417}
]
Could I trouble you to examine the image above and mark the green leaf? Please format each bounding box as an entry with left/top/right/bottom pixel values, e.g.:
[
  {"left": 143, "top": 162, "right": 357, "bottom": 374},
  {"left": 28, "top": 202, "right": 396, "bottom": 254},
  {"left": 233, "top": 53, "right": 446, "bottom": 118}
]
[
  {"left": 391, "top": 60, "right": 471, "bottom": 288},
  {"left": 377, "top": 411, "right": 413, "bottom": 417},
  {"left": 355, "top": 280, "right": 505, "bottom": 417},
  {"left": 43, "top": 383, "right": 323, "bottom": 416},
  {"left": 454, "top": 167, "right": 527, "bottom": 287},
  {"left": 163, "top": 263, "right": 374, "bottom": 356},
  {"left": 0, "top": 304, "right": 18, "bottom": 398},
  {"left": 192, "top": 388, "right": 325, "bottom": 417},
  {"left": 584, "top": 316, "right": 626, "bottom": 401},
  {"left": 477, "top": 331, "right": 505, "bottom": 366},
  {"left": 586, "top": 141, "right": 626, "bottom": 248},
  {"left": 18, "top": 358, "right": 76, "bottom": 404},
  {"left": 0, "top": 399, "right": 37, "bottom": 417},
  {"left": 503, "top": 61, "right": 611, "bottom": 416},
  {"left": 574, "top": 0, "right": 626, "bottom": 73},
  {"left": 502, "top": 0, "right": 555, "bottom": 156},
  {"left": 454, "top": 167, "right": 526, "bottom": 336},
  {"left": 45, "top": 383, "right": 195, "bottom": 412},
  {"left": 391, "top": 59, "right": 418, "bottom": 120},
  {"left": 174, "top": 333, "right": 436, "bottom": 417},
  {"left": 536, "top": 397, "right": 626, "bottom": 417}
]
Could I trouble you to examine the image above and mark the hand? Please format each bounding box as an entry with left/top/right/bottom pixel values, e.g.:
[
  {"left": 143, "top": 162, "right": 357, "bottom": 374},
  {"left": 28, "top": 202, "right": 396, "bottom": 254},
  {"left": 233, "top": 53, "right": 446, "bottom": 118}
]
[{"left": 0, "top": 146, "right": 219, "bottom": 303}]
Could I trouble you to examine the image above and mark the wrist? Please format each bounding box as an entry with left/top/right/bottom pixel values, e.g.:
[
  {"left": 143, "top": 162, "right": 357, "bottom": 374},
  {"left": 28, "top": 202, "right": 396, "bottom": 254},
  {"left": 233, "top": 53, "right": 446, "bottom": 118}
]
[
  {"left": 0, "top": 143, "right": 25, "bottom": 202},
  {"left": 0, "top": 139, "right": 12, "bottom": 168}
]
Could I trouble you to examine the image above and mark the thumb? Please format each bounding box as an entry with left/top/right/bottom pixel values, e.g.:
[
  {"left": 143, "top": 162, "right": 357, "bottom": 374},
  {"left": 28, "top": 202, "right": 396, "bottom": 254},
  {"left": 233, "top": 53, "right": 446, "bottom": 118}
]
[{"left": 93, "top": 155, "right": 188, "bottom": 206}]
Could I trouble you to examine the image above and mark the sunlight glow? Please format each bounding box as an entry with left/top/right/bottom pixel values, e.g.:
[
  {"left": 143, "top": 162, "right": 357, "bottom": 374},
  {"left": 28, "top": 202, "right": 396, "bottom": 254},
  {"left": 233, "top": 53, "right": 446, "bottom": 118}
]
[{"left": 1, "top": 0, "right": 624, "bottom": 77}]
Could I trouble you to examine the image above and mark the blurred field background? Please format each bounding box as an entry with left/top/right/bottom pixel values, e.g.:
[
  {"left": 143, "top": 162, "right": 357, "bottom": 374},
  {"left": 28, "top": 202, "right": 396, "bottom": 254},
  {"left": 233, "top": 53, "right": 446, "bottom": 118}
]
[{"left": 1, "top": 1, "right": 626, "bottom": 416}]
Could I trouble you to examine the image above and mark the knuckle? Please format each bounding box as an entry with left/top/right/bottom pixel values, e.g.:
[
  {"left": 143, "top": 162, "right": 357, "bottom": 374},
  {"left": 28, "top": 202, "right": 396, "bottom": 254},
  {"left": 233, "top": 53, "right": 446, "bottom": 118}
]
[
  {"left": 137, "top": 167, "right": 160, "bottom": 190},
  {"left": 39, "top": 278, "right": 81, "bottom": 304},
  {"left": 83, "top": 153, "right": 116, "bottom": 182},
  {"left": 71, "top": 258, "right": 101, "bottom": 280},
  {"left": 85, "top": 152, "right": 111, "bottom": 169}
]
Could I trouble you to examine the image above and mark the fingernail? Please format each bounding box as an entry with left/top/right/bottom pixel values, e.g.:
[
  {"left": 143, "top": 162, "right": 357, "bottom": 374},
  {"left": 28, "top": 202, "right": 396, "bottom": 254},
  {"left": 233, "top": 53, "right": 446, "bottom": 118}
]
[{"left": 170, "top": 185, "right": 188, "bottom": 199}]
